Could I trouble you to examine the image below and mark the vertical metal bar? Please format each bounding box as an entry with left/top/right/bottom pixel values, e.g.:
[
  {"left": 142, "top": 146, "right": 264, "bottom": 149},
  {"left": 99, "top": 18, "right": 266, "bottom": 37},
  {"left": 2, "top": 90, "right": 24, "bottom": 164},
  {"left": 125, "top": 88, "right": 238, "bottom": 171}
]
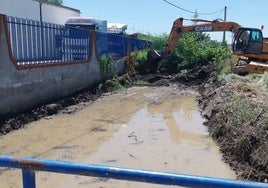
[
  {"left": 22, "top": 18, "right": 27, "bottom": 61},
  {"left": 29, "top": 19, "right": 33, "bottom": 61},
  {"left": 22, "top": 168, "right": 36, "bottom": 188},
  {"left": 26, "top": 18, "right": 30, "bottom": 61},
  {"left": 39, "top": 2, "right": 44, "bottom": 60}
]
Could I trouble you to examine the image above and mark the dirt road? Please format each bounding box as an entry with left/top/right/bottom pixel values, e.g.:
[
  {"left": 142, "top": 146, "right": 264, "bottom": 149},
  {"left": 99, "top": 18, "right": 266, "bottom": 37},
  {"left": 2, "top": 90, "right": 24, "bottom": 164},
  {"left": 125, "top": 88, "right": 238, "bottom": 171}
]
[{"left": 0, "top": 86, "right": 235, "bottom": 187}]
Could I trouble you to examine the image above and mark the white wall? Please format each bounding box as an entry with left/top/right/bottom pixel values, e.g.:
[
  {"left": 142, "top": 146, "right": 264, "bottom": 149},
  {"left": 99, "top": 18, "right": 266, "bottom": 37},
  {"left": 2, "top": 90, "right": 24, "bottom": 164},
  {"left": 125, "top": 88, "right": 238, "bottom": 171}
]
[
  {"left": 0, "top": 0, "right": 39, "bottom": 20},
  {"left": 0, "top": 0, "right": 80, "bottom": 25},
  {"left": 42, "top": 3, "right": 80, "bottom": 24}
]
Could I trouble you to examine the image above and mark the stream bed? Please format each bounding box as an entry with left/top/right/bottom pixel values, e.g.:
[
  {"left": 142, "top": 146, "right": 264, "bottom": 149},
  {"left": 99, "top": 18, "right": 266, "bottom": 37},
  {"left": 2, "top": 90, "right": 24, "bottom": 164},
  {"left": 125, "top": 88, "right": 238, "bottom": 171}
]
[{"left": 0, "top": 86, "right": 236, "bottom": 187}]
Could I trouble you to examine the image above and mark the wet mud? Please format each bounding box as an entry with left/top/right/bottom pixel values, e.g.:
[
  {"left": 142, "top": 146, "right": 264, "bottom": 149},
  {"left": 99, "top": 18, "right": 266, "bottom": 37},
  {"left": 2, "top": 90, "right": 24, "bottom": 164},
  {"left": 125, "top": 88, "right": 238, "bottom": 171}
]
[
  {"left": 0, "top": 65, "right": 267, "bottom": 183},
  {"left": 0, "top": 86, "right": 235, "bottom": 187}
]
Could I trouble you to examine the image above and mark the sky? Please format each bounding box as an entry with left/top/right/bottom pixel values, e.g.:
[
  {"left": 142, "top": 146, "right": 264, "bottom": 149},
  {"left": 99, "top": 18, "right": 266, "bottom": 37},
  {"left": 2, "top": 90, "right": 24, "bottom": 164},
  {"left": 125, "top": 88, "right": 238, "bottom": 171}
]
[{"left": 63, "top": 0, "right": 268, "bottom": 43}]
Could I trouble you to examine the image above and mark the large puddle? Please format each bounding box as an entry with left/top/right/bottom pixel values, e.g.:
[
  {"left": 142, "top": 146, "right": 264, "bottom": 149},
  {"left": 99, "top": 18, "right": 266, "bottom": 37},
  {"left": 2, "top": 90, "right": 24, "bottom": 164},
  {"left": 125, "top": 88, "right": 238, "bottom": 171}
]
[{"left": 0, "top": 86, "right": 236, "bottom": 187}]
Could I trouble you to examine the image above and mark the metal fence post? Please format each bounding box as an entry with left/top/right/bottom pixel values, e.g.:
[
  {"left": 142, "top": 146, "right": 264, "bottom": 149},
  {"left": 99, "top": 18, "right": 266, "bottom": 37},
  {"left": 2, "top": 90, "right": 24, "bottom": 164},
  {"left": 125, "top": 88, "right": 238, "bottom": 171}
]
[{"left": 22, "top": 168, "right": 36, "bottom": 188}]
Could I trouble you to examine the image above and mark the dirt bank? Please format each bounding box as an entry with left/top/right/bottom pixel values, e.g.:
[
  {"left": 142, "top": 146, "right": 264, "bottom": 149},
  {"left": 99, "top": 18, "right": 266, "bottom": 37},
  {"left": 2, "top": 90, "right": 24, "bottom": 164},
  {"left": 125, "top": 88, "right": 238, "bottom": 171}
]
[
  {"left": 170, "top": 65, "right": 267, "bottom": 182},
  {"left": 196, "top": 68, "right": 268, "bottom": 183},
  {"left": 0, "top": 65, "right": 267, "bottom": 183}
]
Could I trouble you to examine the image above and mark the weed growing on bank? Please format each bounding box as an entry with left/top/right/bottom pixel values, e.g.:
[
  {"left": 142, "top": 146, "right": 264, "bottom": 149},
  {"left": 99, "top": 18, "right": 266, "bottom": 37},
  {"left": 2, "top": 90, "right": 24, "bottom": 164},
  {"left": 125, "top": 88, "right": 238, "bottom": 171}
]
[
  {"left": 110, "top": 76, "right": 126, "bottom": 91},
  {"left": 259, "top": 72, "right": 268, "bottom": 88},
  {"left": 127, "top": 50, "right": 149, "bottom": 75},
  {"left": 221, "top": 73, "right": 268, "bottom": 95},
  {"left": 100, "top": 55, "right": 113, "bottom": 81},
  {"left": 100, "top": 55, "right": 126, "bottom": 91}
]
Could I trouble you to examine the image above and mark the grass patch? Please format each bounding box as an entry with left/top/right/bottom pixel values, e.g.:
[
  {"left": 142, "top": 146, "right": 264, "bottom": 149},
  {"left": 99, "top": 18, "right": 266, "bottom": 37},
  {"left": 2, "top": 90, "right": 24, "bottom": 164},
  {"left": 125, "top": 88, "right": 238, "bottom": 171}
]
[
  {"left": 209, "top": 90, "right": 268, "bottom": 164},
  {"left": 100, "top": 55, "right": 113, "bottom": 81},
  {"left": 222, "top": 96, "right": 265, "bottom": 127},
  {"left": 258, "top": 72, "right": 268, "bottom": 89},
  {"left": 221, "top": 73, "right": 268, "bottom": 98},
  {"left": 110, "top": 76, "right": 126, "bottom": 91},
  {"left": 135, "top": 80, "right": 148, "bottom": 85}
]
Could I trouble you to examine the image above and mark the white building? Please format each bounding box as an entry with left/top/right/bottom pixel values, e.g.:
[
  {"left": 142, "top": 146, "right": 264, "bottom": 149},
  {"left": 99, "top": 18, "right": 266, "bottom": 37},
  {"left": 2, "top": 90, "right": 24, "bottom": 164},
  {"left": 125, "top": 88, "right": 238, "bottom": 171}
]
[
  {"left": 0, "top": 0, "right": 80, "bottom": 25},
  {"left": 108, "top": 23, "right": 128, "bottom": 35}
]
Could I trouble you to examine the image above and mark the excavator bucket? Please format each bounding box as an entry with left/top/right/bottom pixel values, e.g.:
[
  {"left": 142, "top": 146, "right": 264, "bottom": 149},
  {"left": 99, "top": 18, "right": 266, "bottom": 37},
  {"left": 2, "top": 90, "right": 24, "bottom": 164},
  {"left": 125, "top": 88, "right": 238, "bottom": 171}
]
[
  {"left": 147, "top": 50, "right": 164, "bottom": 73},
  {"left": 147, "top": 50, "right": 163, "bottom": 63}
]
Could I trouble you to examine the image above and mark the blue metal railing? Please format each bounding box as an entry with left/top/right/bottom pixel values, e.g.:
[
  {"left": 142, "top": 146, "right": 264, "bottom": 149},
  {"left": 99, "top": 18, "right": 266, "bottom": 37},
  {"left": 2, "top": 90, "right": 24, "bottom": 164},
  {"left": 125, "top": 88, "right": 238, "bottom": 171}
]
[
  {"left": 0, "top": 155, "right": 267, "bottom": 188},
  {"left": 6, "top": 16, "right": 151, "bottom": 65},
  {"left": 7, "top": 16, "right": 91, "bottom": 65}
]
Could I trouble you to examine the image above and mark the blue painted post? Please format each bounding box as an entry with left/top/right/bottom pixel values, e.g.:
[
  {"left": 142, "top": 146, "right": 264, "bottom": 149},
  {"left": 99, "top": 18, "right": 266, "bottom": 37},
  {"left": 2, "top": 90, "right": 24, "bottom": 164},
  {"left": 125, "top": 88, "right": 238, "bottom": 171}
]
[{"left": 22, "top": 168, "right": 36, "bottom": 188}]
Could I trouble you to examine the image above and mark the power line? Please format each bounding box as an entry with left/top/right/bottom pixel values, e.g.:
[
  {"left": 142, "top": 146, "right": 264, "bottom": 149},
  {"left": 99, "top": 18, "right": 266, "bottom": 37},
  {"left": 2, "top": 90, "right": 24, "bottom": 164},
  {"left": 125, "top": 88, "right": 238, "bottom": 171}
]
[
  {"left": 214, "top": 8, "right": 225, "bottom": 20},
  {"left": 163, "top": 0, "right": 224, "bottom": 15}
]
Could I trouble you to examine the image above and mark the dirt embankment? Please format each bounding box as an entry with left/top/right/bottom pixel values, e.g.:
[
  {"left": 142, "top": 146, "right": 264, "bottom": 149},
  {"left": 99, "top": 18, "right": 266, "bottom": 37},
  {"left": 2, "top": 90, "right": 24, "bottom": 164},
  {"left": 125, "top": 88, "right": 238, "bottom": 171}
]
[
  {"left": 196, "top": 69, "right": 268, "bottom": 183},
  {"left": 0, "top": 65, "right": 267, "bottom": 183},
  {"left": 173, "top": 66, "right": 267, "bottom": 182}
]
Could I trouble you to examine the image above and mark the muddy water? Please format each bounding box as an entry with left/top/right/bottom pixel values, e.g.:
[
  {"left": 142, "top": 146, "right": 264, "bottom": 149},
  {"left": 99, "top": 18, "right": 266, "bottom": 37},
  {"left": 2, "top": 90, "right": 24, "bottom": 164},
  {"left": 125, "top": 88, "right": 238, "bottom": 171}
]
[{"left": 0, "top": 86, "right": 236, "bottom": 187}]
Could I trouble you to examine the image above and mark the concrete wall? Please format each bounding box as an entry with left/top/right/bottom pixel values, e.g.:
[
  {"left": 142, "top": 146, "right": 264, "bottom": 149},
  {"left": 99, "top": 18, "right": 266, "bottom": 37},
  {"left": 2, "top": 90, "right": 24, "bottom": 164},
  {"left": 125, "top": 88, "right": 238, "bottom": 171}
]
[
  {"left": 0, "top": 15, "right": 126, "bottom": 116},
  {"left": 0, "top": 0, "right": 80, "bottom": 24}
]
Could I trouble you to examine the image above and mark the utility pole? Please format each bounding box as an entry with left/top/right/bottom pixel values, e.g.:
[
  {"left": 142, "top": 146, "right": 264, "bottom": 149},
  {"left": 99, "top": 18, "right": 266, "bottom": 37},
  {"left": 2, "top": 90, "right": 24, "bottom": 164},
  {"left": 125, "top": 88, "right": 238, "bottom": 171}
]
[
  {"left": 193, "top": 9, "right": 198, "bottom": 25},
  {"left": 222, "top": 6, "right": 227, "bottom": 44},
  {"left": 39, "top": 1, "right": 43, "bottom": 23}
]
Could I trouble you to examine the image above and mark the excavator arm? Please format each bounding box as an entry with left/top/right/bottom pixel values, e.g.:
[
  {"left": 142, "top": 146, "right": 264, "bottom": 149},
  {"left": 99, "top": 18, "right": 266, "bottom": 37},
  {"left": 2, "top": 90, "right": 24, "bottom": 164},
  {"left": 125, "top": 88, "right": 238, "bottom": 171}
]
[
  {"left": 147, "top": 17, "right": 268, "bottom": 74},
  {"left": 147, "top": 18, "right": 241, "bottom": 62},
  {"left": 166, "top": 18, "right": 241, "bottom": 53}
]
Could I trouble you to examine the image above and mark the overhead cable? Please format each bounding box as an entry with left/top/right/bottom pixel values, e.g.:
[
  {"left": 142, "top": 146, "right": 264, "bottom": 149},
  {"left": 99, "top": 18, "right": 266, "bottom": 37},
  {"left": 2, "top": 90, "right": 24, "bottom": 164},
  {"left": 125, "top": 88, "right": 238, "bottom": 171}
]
[{"left": 163, "top": 0, "right": 224, "bottom": 15}]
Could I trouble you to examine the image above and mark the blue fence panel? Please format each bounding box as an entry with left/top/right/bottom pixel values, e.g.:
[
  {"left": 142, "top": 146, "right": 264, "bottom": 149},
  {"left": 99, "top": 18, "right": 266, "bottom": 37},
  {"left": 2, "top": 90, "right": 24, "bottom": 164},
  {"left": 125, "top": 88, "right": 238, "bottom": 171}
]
[
  {"left": 95, "top": 31, "right": 108, "bottom": 58},
  {"left": 107, "top": 33, "right": 126, "bottom": 59},
  {"left": 6, "top": 16, "right": 91, "bottom": 66},
  {"left": 96, "top": 33, "right": 127, "bottom": 59},
  {"left": 128, "top": 37, "right": 152, "bottom": 52}
]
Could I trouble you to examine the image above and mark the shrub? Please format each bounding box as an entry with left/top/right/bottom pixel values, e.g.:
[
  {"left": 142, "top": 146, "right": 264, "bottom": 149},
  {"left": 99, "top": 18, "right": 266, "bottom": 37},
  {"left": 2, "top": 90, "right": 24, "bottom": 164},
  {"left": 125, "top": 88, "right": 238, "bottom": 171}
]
[
  {"left": 100, "top": 55, "right": 113, "bottom": 80},
  {"left": 110, "top": 76, "right": 126, "bottom": 91},
  {"left": 127, "top": 50, "right": 150, "bottom": 75},
  {"left": 145, "top": 32, "right": 233, "bottom": 74},
  {"left": 176, "top": 33, "right": 232, "bottom": 71}
]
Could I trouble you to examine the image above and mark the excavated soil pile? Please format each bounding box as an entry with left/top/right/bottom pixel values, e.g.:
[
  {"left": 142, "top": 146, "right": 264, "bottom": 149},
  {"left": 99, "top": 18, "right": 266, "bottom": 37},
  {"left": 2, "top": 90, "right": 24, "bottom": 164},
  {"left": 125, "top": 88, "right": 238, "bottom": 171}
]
[{"left": 0, "top": 65, "right": 267, "bottom": 183}]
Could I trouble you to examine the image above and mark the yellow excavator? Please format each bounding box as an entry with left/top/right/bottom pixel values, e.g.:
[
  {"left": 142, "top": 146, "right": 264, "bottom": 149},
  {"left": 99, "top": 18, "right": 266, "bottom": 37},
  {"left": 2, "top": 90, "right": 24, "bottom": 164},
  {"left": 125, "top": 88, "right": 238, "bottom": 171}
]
[{"left": 147, "top": 18, "right": 268, "bottom": 74}]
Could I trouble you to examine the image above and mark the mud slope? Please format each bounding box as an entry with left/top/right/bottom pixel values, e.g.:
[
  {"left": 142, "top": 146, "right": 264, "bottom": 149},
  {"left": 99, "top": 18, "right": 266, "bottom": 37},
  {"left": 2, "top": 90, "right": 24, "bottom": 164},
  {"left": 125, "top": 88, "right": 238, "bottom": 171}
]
[{"left": 195, "top": 67, "right": 268, "bottom": 183}]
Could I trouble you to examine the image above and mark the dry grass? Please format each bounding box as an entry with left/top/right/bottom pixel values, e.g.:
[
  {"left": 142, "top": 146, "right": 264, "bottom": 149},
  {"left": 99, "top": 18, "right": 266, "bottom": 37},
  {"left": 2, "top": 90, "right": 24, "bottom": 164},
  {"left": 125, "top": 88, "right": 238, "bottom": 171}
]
[{"left": 208, "top": 73, "right": 268, "bottom": 181}]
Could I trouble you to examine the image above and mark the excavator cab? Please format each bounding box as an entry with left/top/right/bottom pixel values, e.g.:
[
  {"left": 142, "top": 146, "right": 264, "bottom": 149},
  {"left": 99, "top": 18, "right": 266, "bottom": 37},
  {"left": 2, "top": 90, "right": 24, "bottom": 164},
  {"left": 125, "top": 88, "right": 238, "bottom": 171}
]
[{"left": 232, "top": 28, "right": 263, "bottom": 55}]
